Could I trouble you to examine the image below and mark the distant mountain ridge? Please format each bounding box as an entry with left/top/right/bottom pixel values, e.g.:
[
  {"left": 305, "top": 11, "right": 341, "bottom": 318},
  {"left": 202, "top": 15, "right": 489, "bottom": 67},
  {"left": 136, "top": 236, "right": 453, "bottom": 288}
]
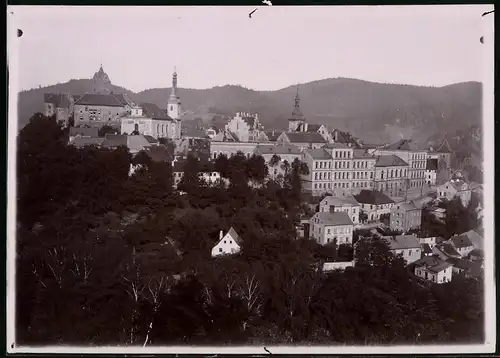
[{"left": 17, "top": 77, "right": 482, "bottom": 147}]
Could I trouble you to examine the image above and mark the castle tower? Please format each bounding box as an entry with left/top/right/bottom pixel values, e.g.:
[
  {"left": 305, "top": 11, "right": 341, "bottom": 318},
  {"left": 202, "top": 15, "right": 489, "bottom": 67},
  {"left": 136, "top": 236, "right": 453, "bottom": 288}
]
[
  {"left": 288, "top": 85, "right": 306, "bottom": 132},
  {"left": 167, "top": 68, "right": 182, "bottom": 120},
  {"left": 92, "top": 64, "right": 112, "bottom": 94}
]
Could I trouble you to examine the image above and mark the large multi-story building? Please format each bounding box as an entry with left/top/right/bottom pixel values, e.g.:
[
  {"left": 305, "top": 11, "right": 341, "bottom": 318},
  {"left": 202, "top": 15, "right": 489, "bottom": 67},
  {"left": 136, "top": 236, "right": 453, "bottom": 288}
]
[
  {"left": 374, "top": 155, "right": 409, "bottom": 197},
  {"left": 301, "top": 148, "right": 333, "bottom": 194},
  {"left": 373, "top": 139, "right": 426, "bottom": 189},
  {"left": 324, "top": 143, "right": 354, "bottom": 195},
  {"left": 73, "top": 92, "right": 133, "bottom": 128},
  {"left": 351, "top": 149, "right": 377, "bottom": 194}
]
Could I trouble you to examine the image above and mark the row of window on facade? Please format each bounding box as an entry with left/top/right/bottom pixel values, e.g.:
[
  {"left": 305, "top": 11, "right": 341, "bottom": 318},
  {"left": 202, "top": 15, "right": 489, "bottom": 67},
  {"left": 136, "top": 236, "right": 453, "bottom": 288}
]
[
  {"left": 410, "top": 170, "right": 425, "bottom": 179},
  {"left": 313, "top": 181, "right": 368, "bottom": 190},
  {"left": 411, "top": 161, "right": 426, "bottom": 169},
  {"left": 333, "top": 150, "right": 352, "bottom": 159},
  {"left": 322, "top": 226, "right": 352, "bottom": 234},
  {"left": 315, "top": 161, "right": 354, "bottom": 170},
  {"left": 411, "top": 153, "right": 426, "bottom": 160},
  {"left": 379, "top": 168, "right": 407, "bottom": 179},
  {"left": 212, "top": 152, "right": 253, "bottom": 160}
]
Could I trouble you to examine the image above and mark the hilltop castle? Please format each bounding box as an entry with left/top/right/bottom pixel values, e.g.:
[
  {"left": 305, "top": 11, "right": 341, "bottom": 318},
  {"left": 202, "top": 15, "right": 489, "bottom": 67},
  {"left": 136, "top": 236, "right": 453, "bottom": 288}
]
[{"left": 43, "top": 65, "right": 182, "bottom": 139}]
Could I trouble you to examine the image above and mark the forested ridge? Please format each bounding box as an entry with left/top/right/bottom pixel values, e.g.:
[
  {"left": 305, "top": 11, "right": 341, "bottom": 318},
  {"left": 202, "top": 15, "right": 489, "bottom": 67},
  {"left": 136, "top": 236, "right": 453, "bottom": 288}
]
[{"left": 16, "top": 114, "right": 483, "bottom": 346}]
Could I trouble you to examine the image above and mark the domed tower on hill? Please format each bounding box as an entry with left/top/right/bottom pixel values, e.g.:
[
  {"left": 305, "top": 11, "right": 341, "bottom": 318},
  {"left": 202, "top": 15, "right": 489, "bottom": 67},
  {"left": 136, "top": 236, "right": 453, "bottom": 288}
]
[{"left": 92, "top": 64, "right": 112, "bottom": 94}]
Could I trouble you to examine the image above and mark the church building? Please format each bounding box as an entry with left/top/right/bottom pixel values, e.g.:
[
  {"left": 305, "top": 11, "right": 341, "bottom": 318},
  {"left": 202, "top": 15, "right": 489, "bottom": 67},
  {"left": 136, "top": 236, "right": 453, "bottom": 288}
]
[
  {"left": 288, "top": 86, "right": 307, "bottom": 132},
  {"left": 120, "top": 69, "right": 182, "bottom": 139}
]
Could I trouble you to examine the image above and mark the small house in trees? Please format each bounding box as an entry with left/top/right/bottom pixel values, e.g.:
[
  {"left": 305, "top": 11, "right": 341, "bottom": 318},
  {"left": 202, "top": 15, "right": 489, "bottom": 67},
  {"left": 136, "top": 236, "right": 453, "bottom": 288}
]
[
  {"left": 413, "top": 255, "right": 453, "bottom": 284},
  {"left": 211, "top": 227, "right": 242, "bottom": 257}
]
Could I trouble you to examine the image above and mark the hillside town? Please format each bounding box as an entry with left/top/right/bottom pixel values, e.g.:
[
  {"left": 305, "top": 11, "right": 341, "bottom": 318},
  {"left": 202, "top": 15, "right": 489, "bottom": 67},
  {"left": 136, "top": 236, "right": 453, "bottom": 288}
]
[
  {"left": 17, "top": 65, "right": 485, "bottom": 346},
  {"left": 43, "top": 66, "right": 484, "bottom": 278}
]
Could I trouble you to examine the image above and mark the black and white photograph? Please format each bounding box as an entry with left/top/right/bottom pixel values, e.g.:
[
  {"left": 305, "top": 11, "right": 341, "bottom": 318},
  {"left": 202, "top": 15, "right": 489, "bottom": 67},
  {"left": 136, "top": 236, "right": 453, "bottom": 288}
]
[{"left": 7, "top": 4, "right": 495, "bottom": 354}]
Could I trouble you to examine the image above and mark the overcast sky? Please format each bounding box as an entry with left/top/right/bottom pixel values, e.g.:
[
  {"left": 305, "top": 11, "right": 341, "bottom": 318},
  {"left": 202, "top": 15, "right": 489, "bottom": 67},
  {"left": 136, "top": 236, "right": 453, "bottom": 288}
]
[{"left": 10, "top": 5, "right": 491, "bottom": 93}]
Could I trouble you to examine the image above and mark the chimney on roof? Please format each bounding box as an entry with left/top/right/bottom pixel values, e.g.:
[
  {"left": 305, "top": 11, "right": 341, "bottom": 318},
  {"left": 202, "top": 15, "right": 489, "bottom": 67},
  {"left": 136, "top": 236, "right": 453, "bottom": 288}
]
[{"left": 219, "top": 230, "right": 223, "bottom": 240}]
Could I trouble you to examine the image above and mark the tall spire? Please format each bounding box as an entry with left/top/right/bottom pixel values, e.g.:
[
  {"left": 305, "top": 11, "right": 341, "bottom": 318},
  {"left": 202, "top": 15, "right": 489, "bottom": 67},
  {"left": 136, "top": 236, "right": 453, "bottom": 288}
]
[
  {"left": 291, "top": 85, "right": 304, "bottom": 120},
  {"left": 294, "top": 85, "right": 300, "bottom": 108},
  {"left": 169, "top": 68, "right": 179, "bottom": 102}
]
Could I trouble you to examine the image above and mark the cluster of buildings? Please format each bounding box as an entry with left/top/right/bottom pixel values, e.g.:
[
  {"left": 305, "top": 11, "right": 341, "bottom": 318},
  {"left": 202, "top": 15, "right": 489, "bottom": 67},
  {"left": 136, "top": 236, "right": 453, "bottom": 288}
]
[
  {"left": 45, "top": 66, "right": 458, "bottom": 205},
  {"left": 207, "top": 86, "right": 454, "bottom": 200},
  {"left": 44, "top": 65, "right": 182, "bottom": 140}
]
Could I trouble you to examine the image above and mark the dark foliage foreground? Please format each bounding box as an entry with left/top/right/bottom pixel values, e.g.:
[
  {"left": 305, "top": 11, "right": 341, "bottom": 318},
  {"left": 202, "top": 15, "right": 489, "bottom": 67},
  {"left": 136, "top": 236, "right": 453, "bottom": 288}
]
[{"left": 16, "top": 114, "right": 484, "bottom": 346}]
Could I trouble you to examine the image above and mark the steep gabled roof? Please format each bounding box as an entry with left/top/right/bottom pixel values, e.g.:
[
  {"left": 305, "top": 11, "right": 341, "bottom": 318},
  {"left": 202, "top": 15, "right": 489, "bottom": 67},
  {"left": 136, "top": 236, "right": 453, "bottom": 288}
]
[
  {"left": 226, "top": 227, "right": 242, "bottom": 244},
  {"left": 312, "top": 211, "right": 354, "bottom": 226},
  {"left": 375, "top": 155, "right": 409, "bottom": 167},
  {"left": 320, "top": 194, "right": 360, "bottom": 208},
  {"left": 354, "top": 190, "right": 395, "bottom": 205},
  {"left": 127, "top": 135, "right": 153, "bottom": 152},
  {"left": 141, "top": 102, "right": 173, "bottom": 121},
  {"left": 449, "top": 233, "right": 474, "bottom": 248},
  {"left": 284, "top": 132, "right": 326, "bottom": 143},
  {"left": 305, "top": 148, "right": 332, "bottom": 160},
  {"left": 101, "top": 134, "right": 128, "bottom": 148},
  {"left": 461, "top": 230, "right": 483, "bottom": 250},
  {"left": 75, "top": 93, "right": 125, "bottom": 107},
  {"left": 382, "top": 235, "right": 420, "bottom": 250},
  {"left": 254, "top": 144, "right": 301, "bottom": 156}
]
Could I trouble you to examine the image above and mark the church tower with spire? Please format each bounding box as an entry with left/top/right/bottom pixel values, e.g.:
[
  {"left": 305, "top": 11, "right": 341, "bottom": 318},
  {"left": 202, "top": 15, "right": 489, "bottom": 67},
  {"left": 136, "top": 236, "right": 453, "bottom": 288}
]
[
  {"left": 288, "top": 85, "right": 306, "bottom": 132},
  {"left": 167, "top": 68, "right": 182, "bottom": 120}
]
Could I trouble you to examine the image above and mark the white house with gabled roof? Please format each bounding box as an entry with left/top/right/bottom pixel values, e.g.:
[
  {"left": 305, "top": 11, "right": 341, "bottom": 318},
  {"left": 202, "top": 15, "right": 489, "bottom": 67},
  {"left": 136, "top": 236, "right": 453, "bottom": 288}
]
[
  {"left": 318, "top": 194, "right": 361, "bottom": 225},
  {"left": 211, "top": 227, "right": 242, "bottom": 257},
  {"left": 309, "top": 211, "right": 354, "bottom": 245}
]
